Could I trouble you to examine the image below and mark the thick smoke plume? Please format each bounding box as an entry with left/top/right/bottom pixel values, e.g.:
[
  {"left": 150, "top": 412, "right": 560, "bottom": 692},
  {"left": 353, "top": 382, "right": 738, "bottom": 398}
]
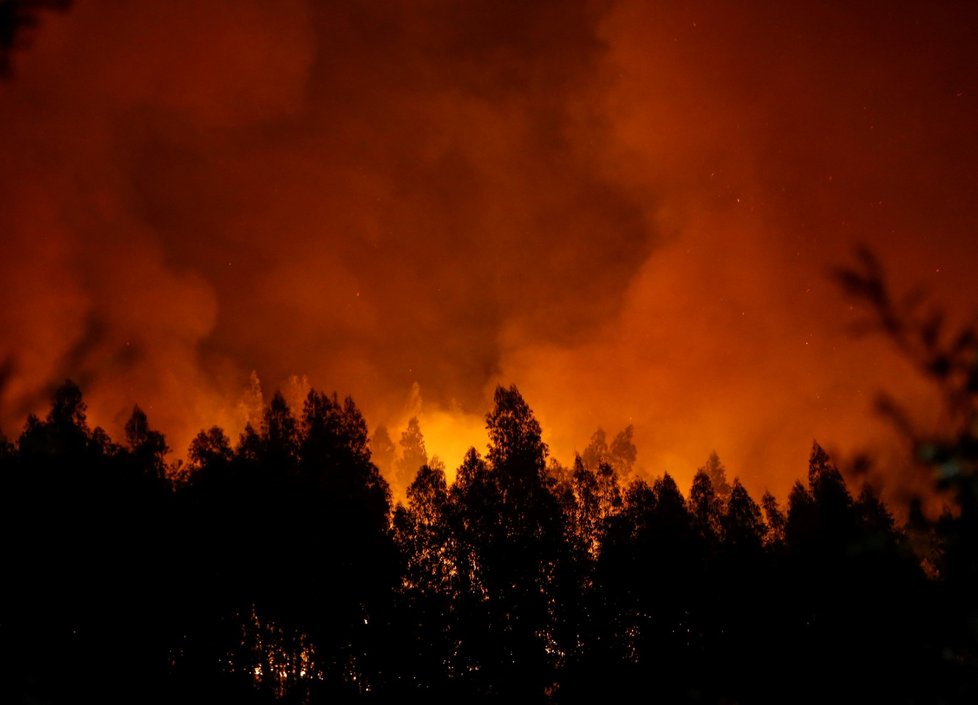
[{"left": 1, "top": 1, "right": 976, "bottom": 499}]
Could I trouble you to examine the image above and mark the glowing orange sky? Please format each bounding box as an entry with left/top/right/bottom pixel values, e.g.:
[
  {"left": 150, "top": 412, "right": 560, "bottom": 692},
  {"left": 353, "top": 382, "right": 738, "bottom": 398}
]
[{"left": 1, "top": 1, "right": 976, "bottom": 500}]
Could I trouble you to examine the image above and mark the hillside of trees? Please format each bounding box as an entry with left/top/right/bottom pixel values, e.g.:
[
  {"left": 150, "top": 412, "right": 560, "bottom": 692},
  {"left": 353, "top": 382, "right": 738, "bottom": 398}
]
[{"left": 1, "top": 377, "right": 976, "bottom": 704}]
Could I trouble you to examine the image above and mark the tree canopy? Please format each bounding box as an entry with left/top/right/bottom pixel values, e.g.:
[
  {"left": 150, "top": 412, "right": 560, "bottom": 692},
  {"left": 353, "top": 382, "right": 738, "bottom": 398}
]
[{"left": 0, "top": 380, "right": 972, "bottom": 704}]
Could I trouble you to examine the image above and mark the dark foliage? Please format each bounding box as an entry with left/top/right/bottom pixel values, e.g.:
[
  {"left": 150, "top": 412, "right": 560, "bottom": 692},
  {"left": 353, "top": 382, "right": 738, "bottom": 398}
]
[{"left": 0, "top": 379, "right": 975, "bottom": 704}]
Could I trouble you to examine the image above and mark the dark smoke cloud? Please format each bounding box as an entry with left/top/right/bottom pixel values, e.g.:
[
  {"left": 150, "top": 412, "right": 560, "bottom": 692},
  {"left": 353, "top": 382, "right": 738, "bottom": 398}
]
[
  {"left": 1, "top": 0, "right": 976, "bottom": 504},
  {"left": 0, "top": 0, "right": 652, "bottom": 452}
]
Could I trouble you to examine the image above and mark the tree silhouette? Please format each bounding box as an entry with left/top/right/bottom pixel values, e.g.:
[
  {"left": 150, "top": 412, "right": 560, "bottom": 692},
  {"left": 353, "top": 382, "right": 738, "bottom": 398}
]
[
  {"left": 262, "top": 391, "right": 301, "bottom": 469},
  {"left": 124, "top": 404, "right": 169, "bottom": 482},
  {"left": 608, "top": 425, "right": 637, "bottom": 477},
  {"left": 836, "top": 250, "right": 978, "bottom": 699},
  {"left": 414, "top": 384, "right": 575, "bottom": 701},
  {"left": 722, "top": 478, "right": 765, "bottom": 553},
  {"left": 581, "top": 427, "right": 608, "bottom": 471},
  {"left": 369, "top": 424, "right": 396, "bottom": 478},
  {"left": 761, "top": 490, "right": 786, "bottom": 547},
  {"left": 582, "top": 425, "right": 636, "bottom": 478},
  {"left": 187, "top": 425, "right": 233, "bottom": 471},
  {"left": 391, "top": 462, "right": 458, "bottom": 699},
  {"left": 568, "top": 455, "right": 621, "bottom": 558},
  {"left": 395, "top": 416, "right": 428, "bottom": 492},
  {"left": 689, "top": 469, "right": 722, "bottom": 544},
  {"left": 0, "top": 381, "right": 182, "bottom": 702},
  {"left": 698, "top": 451, "right": 731, "bottom": 503},
  {"left": 1, "top": 375, "right": 974, "bottom": 703},
  {"left": 398, "top": 463, "right": 451, "bottom": 591}
]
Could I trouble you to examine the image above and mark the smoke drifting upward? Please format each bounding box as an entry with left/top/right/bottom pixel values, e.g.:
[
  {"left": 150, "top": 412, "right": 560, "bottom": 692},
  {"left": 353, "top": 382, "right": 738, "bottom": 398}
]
[{"left": 1, "top": 1, "right": 977, "bottom": 499}]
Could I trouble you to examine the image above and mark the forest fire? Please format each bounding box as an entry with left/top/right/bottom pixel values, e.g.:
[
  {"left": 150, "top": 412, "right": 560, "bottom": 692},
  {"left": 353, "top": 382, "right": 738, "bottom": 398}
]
[
  {"left": 1, "top": 1, "right": 977, "bottom": 703},
  {"left": 0, "top": 0, "right": 975, "bottom": 504}
]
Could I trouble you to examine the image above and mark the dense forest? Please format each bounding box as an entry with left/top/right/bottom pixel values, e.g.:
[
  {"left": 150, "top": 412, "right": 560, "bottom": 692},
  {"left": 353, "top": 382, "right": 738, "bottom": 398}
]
[
  {"left": 1, "top": 374, "right": 976, "bottom": 704},
  {"left": 3, "top": 2, "right": 978, "bottom": 702}
]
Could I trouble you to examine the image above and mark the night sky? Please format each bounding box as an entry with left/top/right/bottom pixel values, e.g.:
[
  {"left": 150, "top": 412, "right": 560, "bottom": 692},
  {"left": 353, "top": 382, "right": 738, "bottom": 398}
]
[{"left": 1, "top": 0, "right": 976, "bottom": 499}]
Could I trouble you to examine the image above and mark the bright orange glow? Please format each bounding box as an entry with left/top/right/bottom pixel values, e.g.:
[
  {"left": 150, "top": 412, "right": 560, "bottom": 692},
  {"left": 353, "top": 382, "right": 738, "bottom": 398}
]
[{"left": 1, "top": 2, "right": 976, "bottom": 505}]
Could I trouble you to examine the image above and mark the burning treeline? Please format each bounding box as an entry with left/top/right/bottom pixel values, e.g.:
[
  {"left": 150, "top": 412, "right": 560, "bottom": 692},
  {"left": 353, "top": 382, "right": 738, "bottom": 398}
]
[
  {"left": 1, "top": 380, "right": 975, "bottom": 704},
  {"left": 3, "top": 1, "right": 978, "bottom": 502}
]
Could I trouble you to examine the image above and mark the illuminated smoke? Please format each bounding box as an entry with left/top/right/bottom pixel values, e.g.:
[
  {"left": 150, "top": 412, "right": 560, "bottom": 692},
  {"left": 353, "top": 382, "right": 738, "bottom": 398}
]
[{"left": 1, "top": 1, "right": 975, "bottom": 502}]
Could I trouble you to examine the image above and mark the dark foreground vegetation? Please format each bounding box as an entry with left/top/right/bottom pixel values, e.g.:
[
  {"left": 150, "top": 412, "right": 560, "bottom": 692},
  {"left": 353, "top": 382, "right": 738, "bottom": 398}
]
[
  {"left": 0, "top": 254, "right": 975, "bottom": 704},
  {"left": 0, "top": 375, "right": 976, "bottom": 705}
]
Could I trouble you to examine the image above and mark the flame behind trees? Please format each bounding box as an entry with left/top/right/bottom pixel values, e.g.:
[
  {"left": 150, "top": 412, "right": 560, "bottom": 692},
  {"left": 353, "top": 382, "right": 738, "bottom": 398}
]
[{"left": 0, "top": 379, "right": 974, "bottom": 702}]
